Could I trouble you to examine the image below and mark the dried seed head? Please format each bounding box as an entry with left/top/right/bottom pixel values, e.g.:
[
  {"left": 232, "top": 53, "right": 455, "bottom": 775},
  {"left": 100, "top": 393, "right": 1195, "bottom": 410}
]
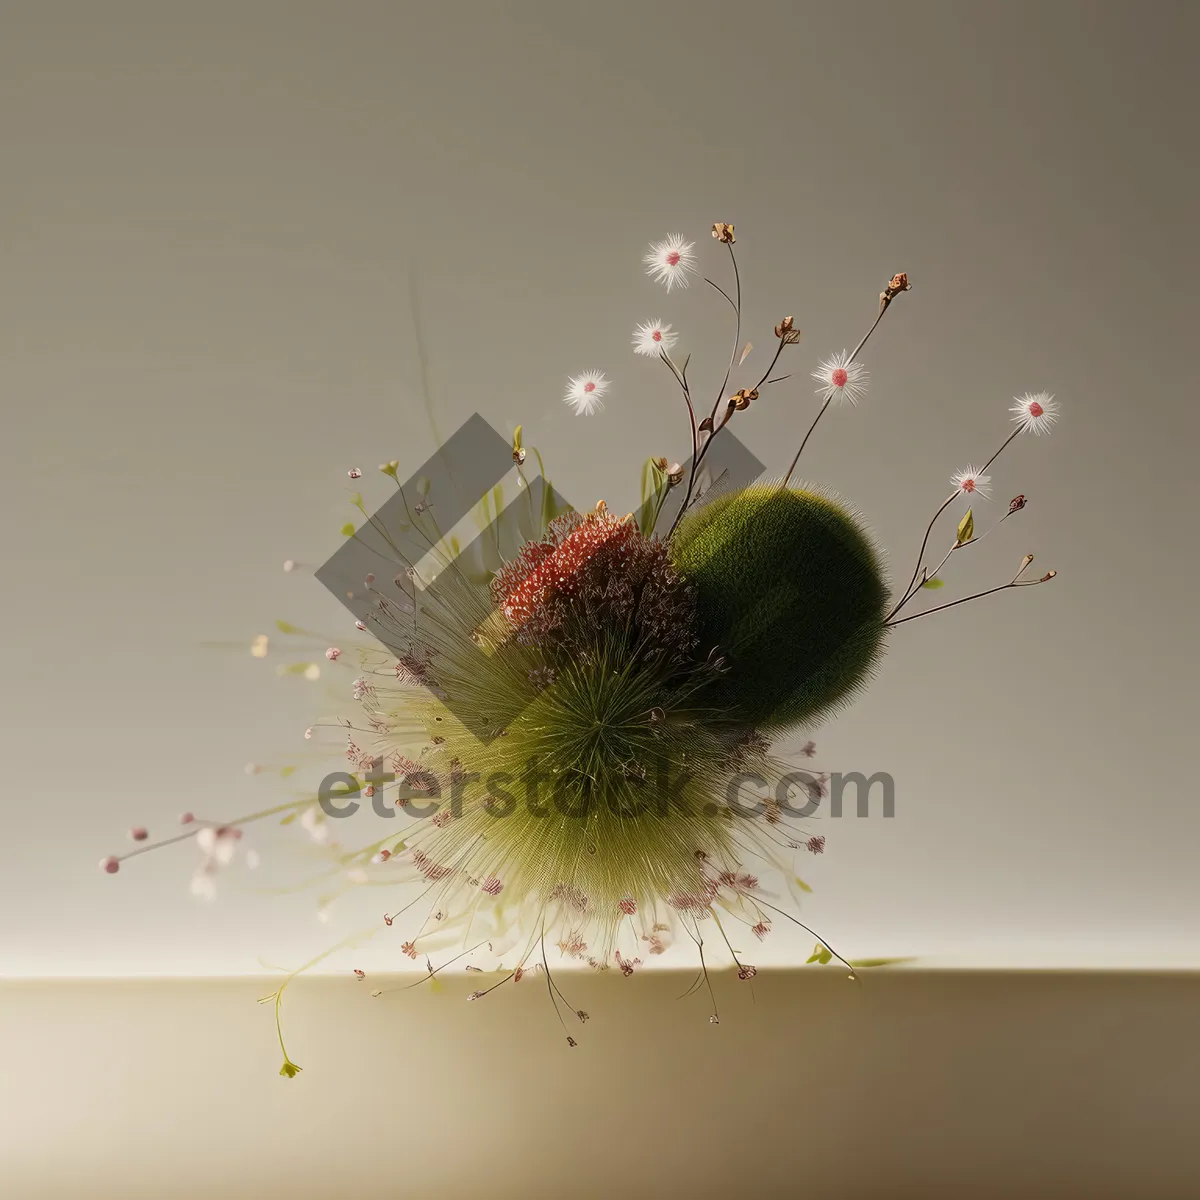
[
  {"left": 1008, "top": 494, "right": 1027, "bottom": 515},
  {"left": 880, "top": 272, "right": 912, "bottom": 310},
  {"left": 730, "top": 388, "right": 758, "bottom": 411},
  {"left": 667, "top": 462, "right": 684, "bottom": 487},
  {"left": 652, "top": 456, "right": 669, "bottom": 472},
  {"left": 711, "top": 222, "right": 736, "bottom": 244},
  {"left": 774, "top": 316, "right": 800, "bottom": 343},
  {"left": 1039, "top": 570, "right": 1057, "bottom": 582},
  {"left": 1020, "top": 554, "right": 1035, "bottom": 571}
]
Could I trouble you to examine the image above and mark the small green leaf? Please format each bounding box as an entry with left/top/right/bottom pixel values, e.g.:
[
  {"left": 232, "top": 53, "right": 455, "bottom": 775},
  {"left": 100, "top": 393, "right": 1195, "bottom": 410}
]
[
  {"left": 818, "top": 947, "right": 833, "bottom": 965},
  {"left": 956, "top": 508, "right": 974, "bottom": 545},
  {"left": 922, "top": 577, "right": 945, "bottom": 590},
  {"left": 340, "top": 522, "right": 356, "bottom": 537},
  {"left": 278, "top": 661, "right": 317, "bottom": 675},
  {"left": 806, "top": 944, "right": 824, "bottom": 964},
  {"left": 274, "top": 619, "right": 303, "bottom": 634},
  {"left": 848, "top": 957, "right": 916, "bottom": 969},
  {"left": 279, "top": 1059, "right": 303, "bottom": 1079},
  {"left": 279, "top": 765, "right": 297, "bottom": 779},
  {"left": 794, "top": 875, "right": 813, "bottom": 894},
  {"left": 636, "top": 457, "right": 669, "bottom": 536}
]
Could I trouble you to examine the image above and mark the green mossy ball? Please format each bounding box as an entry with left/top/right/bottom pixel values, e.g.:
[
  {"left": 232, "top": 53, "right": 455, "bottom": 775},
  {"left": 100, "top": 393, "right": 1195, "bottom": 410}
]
[{"left": 670, "top": 483, "right": 890, "bottom": 731}]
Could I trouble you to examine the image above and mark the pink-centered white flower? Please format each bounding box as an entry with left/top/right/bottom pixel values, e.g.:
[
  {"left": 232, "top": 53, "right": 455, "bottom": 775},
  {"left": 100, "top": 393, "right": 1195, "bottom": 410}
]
[
  {"left": 563, "top": 370, "right": 609, "bottom": 416},
  {"left": 189, "top": 824, "right": 246, "bottom": 901},
  {"left": 643, "top": 234, "right": 697, "bottom": 292},
  {"left": 812, "top": 352, "right": 869, "bottom": 405},
  {"left": 950, "top": 464, "right": 992, "bottom": 500},
  {"left": 300, "top": 805, "right": 329, "bottom": 844},
  {"left": 1011, "top": 391, "right": 1059, "bottom": 435},
  {"left": 632, "top": 319, "right": 678, "bottom": 357}
]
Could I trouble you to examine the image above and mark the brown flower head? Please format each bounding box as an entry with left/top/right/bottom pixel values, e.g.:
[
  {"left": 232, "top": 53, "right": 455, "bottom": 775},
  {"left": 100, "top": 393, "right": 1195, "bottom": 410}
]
[
  {"left": 774, "top": 315, "right": 800, "bottom": 344},
  {"left": 879, "top": 272, "right": 912, "bottom": 311},
  {"left": 711, "top": 222, "right": 736, "bottom": 244}
]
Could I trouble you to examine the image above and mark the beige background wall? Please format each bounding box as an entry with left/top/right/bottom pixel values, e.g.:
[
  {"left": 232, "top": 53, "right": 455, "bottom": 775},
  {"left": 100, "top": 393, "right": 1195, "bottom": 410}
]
[{"left": 1, "top": 0, "right": 1198, "bottom": 1193}]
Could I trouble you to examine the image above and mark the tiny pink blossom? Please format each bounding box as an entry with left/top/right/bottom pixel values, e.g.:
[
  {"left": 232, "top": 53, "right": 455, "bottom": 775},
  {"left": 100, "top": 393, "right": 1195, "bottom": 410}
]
[
  {"left": 128, "top": 827, "right": 148, "bottom": 842},
  {"left": 100, "top": 856, "right": 120, "bottom": 875},
  {"left": 325, "top": 647, "right": 341, "bottom": 661}
]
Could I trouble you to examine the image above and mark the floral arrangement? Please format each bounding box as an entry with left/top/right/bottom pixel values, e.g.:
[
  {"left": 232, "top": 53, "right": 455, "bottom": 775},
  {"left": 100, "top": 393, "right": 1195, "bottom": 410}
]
[{"left": 102, "top": 224, "right": 1060, "bottom": 1076}]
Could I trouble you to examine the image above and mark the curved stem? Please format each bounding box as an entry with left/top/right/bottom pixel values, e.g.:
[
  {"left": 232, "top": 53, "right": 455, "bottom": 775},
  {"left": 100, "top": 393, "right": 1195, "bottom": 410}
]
[
  {"left": 781, "top": 393, "right": 832, "bottom": 488},
  {"left": 886, "top": 571, "right": 1051, "bottom": 629},
  {"left": 780, "top": 301, "right": 892, "bottom": 486},
  {"left": 885, "top": 425, "right": 1027, "bottom": 621},
  {"left": 708, "top": 242, "right": 742, "bottom": 423},
  {"left": 886, "top": 581, "right": 1017, "bottom": 627},
  {"left": 884, "top": 493, "right": 956, "bottom": 621}
]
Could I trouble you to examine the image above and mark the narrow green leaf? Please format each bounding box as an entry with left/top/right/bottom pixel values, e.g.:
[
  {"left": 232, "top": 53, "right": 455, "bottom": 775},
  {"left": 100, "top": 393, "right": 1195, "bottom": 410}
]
[
  {"left": 274, "top": 620, "right": 303, "bottom": 634},
  {"left": 279, "top": 765, "right": 297, "bottom": 779},
  {"left": 922, "top": 577, "right": 946, "bottom": 590},
  {"left": 956, "top": 508, "right": 974, "bottom": 545},
  {"left": 278, "top": 661, "right": 317, "bottom": 675},
  {"left": 794, "top": 875, "right": 813, "bottom": 894}
]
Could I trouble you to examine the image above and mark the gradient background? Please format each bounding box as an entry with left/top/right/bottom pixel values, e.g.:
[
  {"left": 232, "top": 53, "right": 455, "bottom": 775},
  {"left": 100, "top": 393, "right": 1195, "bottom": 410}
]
[{"left": 1, "top": 1, "right": 1197, "bottom": 1194}]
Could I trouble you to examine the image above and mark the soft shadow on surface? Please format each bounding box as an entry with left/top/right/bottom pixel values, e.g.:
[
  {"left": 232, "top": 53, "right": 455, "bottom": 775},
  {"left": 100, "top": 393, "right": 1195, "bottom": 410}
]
[{"left": 3, "top": 969, "right": 1198, "bottom": 1198}]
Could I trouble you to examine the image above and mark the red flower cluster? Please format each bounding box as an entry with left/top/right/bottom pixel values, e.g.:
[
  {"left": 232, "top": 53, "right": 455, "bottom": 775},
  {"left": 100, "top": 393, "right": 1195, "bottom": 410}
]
[{"left": 492, "top": 509, "right": 639, "bottom": 632}]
